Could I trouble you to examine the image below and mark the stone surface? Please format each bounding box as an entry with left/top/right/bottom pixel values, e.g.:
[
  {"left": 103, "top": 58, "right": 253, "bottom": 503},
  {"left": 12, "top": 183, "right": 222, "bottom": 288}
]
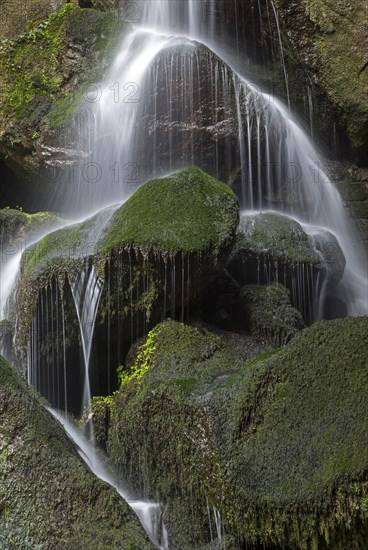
[
  {"left": 240, "top": 283, "right": 305, "bottom": 346},
  {"left": 273, "top": 0, "right": 368, "bottom": 164},
  {"left": 0, "top": 356, "right": 154, "bottom": 549},
  {"left": 105, "top": 316, "right": 368, "bottom": 549}
]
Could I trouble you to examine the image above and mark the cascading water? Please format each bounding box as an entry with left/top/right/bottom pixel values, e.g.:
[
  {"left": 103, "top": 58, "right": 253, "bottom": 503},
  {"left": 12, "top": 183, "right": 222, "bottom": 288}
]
[
  {"left": 2, "top": 1, "right": 368, "bottom": 546},
  {"left": 53, "top": 0, "right": 367, "bottom": 314}
]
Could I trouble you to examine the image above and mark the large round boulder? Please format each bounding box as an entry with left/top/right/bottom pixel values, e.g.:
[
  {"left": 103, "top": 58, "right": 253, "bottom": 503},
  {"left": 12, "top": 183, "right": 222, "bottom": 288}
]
[{"left": 104, "top": 316, "right": 368, "bottom": 549}]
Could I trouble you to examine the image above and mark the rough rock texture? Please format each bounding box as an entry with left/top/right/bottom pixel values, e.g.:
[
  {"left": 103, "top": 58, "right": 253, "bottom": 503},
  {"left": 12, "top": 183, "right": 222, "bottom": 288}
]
[
  {"left": 104, "top": 316, "right": 368, "bottom": 549},
  {"left": 0, "top": 4, "right": 125, "bottom": 204},
  {"left": 336, "top": 168, "right": 368, "bottom": 250},
  {"left": 0, "top": 0, "right": 65, "bottom": 40},
  {"left": 0, "top": 207, "right": 62, "bottom": 256},
  {"left": 273, "top": 0, "right": 368, "bottom": 164},
  {"left": 0, "top": 356, "right": 154, "bottom": 549},
  {"left": 240, "top": 283, "right": 305, "bottom": 346}
]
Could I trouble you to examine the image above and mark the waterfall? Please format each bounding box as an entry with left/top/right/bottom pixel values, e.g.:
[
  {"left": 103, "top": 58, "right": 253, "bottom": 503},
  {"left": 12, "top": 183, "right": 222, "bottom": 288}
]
[
  {"left": 48, "top": 407, "right": 169, "bottom": 550},
  {"left": 53, "top": 0, "right": 366, "bottom": 314}
]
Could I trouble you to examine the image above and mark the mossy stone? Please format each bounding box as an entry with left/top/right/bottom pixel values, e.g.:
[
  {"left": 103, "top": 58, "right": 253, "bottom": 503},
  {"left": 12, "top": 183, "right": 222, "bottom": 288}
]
[
  {"left": 240, "top": 283, "right": 305, "bottom": 346},
  {"left": 231, "top": 212, "right": 320, "bottom": 267},
  {"left": 0, "top": 356, "right": 154, "bottom": 549},
  {"left": 100, "top": 167, "right": 239, "bottom": 256},
  {"left": 106, "top": 316, "right": 368, "bottom": 548}
]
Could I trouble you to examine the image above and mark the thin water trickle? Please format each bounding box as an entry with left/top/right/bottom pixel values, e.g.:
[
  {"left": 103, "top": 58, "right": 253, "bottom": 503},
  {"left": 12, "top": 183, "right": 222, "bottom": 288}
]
[
  {"left": 48, "top": 407, "right": 169, "bottom": 550},
  {"left": 71, "top": 266, "right": 103, "bottom": 418}
]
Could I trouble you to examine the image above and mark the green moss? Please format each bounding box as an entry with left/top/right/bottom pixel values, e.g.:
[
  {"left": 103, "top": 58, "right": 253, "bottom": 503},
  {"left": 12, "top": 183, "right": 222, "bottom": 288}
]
[
  {"left": 119, "top": 325, "right": 162, "bottom": 386},
  {"left": 22, "top": 207, "right": 110, "bottom": 280},
  {"left": 306, "top": 0, "right": 368, "bottom": 162},
  {"left": 49, "top": 9, "right": 126, "bottom": 126},
  {"left": 0, "top": 4, "right": 77, "bottom": 119},
  {"left": 107, "top": 321, "right": 266, "bottom": 547},
  {"left": 100, "top": 167, "right": 239, "bottom": 256},
  {"left": 226, "top": 316, "right": 368, "bottom": 547},
  {"left": 0, "top": 356, "right": 153, "bottom": 549},
  {"left": 234, "top": 212, "right": 320, "bottom": 267},
  {"left": 0, "top": 4, "right": 126, "bottom": 132},
  {"left": 240, "top": 283, "right": 305, "bottom": 346},
  {"left": 107, "top": 317, "right": 368, "bottom": 548}
]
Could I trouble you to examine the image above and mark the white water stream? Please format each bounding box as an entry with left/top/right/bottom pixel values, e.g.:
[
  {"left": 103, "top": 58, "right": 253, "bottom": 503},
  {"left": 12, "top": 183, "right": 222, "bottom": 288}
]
[{"left": 48, "top": 407, "right": 168, "bottom": 549}]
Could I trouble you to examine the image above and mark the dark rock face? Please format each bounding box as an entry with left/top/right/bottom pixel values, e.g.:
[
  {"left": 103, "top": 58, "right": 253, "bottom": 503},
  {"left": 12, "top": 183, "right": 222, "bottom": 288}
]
[
  {"left": 240, "top": 283, "right": 305, "bottom": 346},
  {"left": 0, "top": 356, "right": 154, "bottom": 549},
  {"left": 130, "top": 42, "right": 244, "bottom": 191},
  {"left": 105, "top": 317, "right": 368, "bottom": 549},
  {"left": 272, "top": 0, "right": 368, "bottom": 165}
]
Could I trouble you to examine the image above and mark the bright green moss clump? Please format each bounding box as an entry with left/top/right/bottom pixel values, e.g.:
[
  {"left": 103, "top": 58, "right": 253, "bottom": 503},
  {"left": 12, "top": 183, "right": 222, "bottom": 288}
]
[
  {"left": 100, "top": 167, "right": 239, "bottom": 256},
  {"left": 0, "top": 4, "right": 77, "bottom": 119}
]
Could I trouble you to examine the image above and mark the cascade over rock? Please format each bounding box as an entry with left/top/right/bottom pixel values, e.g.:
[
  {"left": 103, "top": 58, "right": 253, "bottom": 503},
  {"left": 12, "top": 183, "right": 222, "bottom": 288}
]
[
  {"left": 14, "top": 167, "right": 239, "bottom": 412},
  {"left": 227, "top": 211, "right": 346, "bottom": 322},
  {"left": 104, "top": 317, "right": 368, "bottom": 549}
]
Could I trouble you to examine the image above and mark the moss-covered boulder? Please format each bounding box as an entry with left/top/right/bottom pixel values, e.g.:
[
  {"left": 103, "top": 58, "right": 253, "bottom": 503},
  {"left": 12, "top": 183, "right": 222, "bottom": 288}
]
[
  {"left": 0, "top": 356, "right": 154, "bottom": 549},
  {"left": 107, "top": 320, "right": 266, "bottom": 548},
  {"left": 240, "top": 283, "right": 305, "bottom": 346},
  {"left": 105, "top": 316, "right": 368, "bottom": 549},
  {"left": 14, "top": 168, "right": 239, "bottom": 406},
  {"left": 100, "top": 166, "right": 239, "bottom": 256},
  {"left": 227, "top": 212, "right": 346, "bottom": 322}
]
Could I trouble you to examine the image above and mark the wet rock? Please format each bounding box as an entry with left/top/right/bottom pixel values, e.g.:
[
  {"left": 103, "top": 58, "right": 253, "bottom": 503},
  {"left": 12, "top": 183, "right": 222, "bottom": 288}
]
[
  {"left": 240, "top": 283, "right": 305, "bottom": 346},
  {"left": 0, "top": 356, "right": 154, "bottom": 549},
  {"left": 227, "top": 211, "right": 346, "bottom": 322},
  {"left": 106, "top": 316, "right": 368, "bottom": 549}
]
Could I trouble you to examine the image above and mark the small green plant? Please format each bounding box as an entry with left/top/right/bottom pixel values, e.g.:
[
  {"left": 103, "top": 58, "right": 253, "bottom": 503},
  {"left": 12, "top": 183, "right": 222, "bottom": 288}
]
[{"left": 118, "top": 326, "right": 162, "bottom": 386}]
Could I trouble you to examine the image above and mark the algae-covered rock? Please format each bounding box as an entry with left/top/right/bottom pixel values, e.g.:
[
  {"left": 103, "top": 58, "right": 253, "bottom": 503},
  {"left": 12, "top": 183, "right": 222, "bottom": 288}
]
[
  {"left": 227, "top": 212, "right": 346, "bottom": 322},
  {"left": 230, "top": 212, "right": 321, "bottom": 269},
  {"left": 0, "top": 356, "right": 154, "bottom": 549},
  {"left": 107, "top": 320, "right": 266, "bottom": 548},
  {"left": 0, "top": 4, "right": 125, "bottom": 193},
  {"left": 227, "top": 316, "right": 368, "bottom": 549},
  {"left": 106, "top": 316, "right": 368, "bottom": 549},
  {"left": 240, "top": 283, "right": 305, "bottom": 346},
  {"left": 100, "top": 166, "right": 239, "bottom": 256}
]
